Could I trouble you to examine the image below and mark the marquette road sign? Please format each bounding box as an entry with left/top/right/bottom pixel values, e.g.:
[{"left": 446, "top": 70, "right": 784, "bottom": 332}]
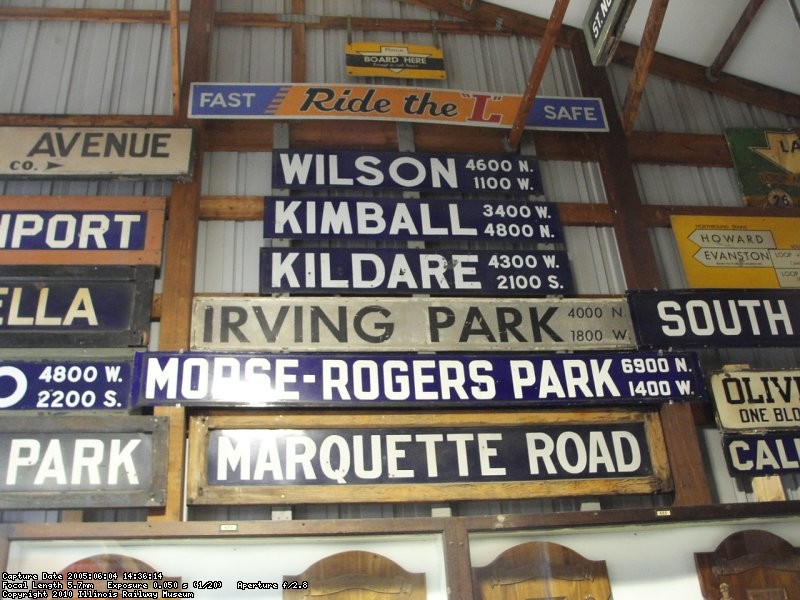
[
  {"left": 260, "top": 248, "right": 573, "bottom": 296},
  {"left": 710, "top": 367, "right": 800, "bottom": 431},
  {"left": 133, "top": 350, "right": 703, "bottom": 408},
  {"left": 627, "top": 289, "right": 800, "bottom": 348},
  {"left": 192, "top": 296, "right": 633, "bottom": 352},
  {"left": 0, "top": 415, "right": 168, "bottom": 509},
  {"left": 723, "top": 432, "right": 800, "bottom": 477},
  {"left": 672, "top": 215, "right": 800, "bottom": 288},
  {"left": 189, "top": 83, "right": 608, "bottom": 132},
  {"left": 188, "top": 411, "right": 671, "bottom": 504},
  {"left": 264, "top": 197, "right": 562, "bottom": 242},
  {"left": 0, "top": 127, "right": 194, "bottom": 179},
  {"left": 0, "top": 265, "right": 156, "bottom": 347},
  {"left": 272, "top": 150, "right": 543, "bottom": 194},
  {"left": 0, "top": 357, "right": 133, "bottom": 411},
  {"left": 0, "top": 196, "right": 165, "bottom": 266}
]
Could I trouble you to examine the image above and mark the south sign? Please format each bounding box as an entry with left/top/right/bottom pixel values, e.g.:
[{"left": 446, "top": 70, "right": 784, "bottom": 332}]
[
  {"left": 263, "top": 197, "right": 562, "bottom": 242},
  {"left": 272, "top": 150, "right": 542, "bottom": 194},
  {"left": 132, "top": 351, "right": 705, "bottom": 408},
  {"left": 259, "top": 248, "right": 573, "bottom": 296},
  {"left": 627, "top": 289, "right": 800, "bottom": 348}
]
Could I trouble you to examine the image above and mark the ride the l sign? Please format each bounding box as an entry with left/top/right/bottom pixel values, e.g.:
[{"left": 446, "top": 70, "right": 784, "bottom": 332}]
[{"left": 189, "top": 83, "right": 608, "bottom": 132}]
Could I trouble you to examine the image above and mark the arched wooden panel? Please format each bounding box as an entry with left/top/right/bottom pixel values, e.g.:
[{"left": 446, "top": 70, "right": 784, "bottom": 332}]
[
  {"left": 283, "top": 550, "right": 426, "bottom": 599},
  {"left": 695, "top": 529, "right": 800, "bottom": 600},
  {"left": 472, "top": 541, "right": 611, "bottom": 600}
]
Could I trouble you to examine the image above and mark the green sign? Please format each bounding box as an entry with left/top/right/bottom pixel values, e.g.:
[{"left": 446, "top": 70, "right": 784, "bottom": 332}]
[{"left": 725, "top": 128, "right": 800, "bottom": 208}]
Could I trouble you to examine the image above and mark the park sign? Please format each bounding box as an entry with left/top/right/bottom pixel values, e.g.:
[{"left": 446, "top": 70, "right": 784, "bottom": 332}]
[
  {"left": 260, "top": 248, "right": 573, "bottom": 296},
  {"left": 0, "top": 126, "right": 193, "bottom": 179},
  {"left": 187, "top": 411, "right": 671, "bottom": 505},
  {"left": 272, "top": 150, "right": 542, "bottom": 194},
  {"left": 132, "top": 350, "right": 704, "bottom": 408},
  {"left": 0, "top": 265, "right": 155, "bottom": 347},
  {"left": 671, "top": 215, "right": 800, "bottom": 288},
  {"left": 724, "top": 128, "right": 800, "bottom": 208},
  {"left": 345, "top": 42, "right": 446, "bottom": 79},
  {"left": 710, "top": 366, "right": 800, "bottom": 431},
  {"left": 583, "top": 0, "right": 637, "bottom": 66},
  {"left": 0, "top": 415, "right": 168, "bottom": 509},
  {"left": 192, "top": 296, "right": 632, "bottom": 352},
  {"left": 189, "top": 83, "right": 608, "bottom": 132},
  {"left": 0, "top": 196, "right": 165, "bottom": 266},
  {"left": 627, "top": 289, "right": 800, "bottom": 348}
]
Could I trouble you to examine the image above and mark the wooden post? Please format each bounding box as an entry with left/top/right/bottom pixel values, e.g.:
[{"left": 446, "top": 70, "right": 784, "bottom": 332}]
[
  {"left": 569, "top": 28, "right": 712, "bottom": 506},
  {"left": 148, "top": 0, "right": 215, "bottom": 523}
]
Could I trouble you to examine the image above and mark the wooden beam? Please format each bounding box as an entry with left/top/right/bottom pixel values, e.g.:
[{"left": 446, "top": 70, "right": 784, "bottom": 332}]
[
  {"left": 504, "top": 0, "right": 570, "bottom": 151},
  {"left": 170, "top": 0, "right": 181, "bottom": 117},
  {"left": 148, "top": 0, "right": 215, "bottom": 525},
  {"left": 621, "top": 0, "right": 670, "bottom": 135},
  {"left": 291, "top": 0, "right": 306, "bottom": 83},
  {"left": 706, "top": 0, "right": 766, "bottom": 82}
]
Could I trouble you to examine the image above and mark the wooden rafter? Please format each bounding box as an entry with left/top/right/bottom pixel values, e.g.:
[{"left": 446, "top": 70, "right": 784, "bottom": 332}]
[
  {"left": 505, "top": 0, "right": 570, "bottom": 151},
  {"left": 706, "top": 0, "right": 766, "bottom": 82},
  {"left": 620, "top": 0, "right": 670, "bottom": 135},
  {"left": 170, "top": 0, "right": 181, "bottom": 116}
]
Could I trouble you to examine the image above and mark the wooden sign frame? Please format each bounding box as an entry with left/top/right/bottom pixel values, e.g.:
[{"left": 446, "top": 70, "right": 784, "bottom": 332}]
[
  {"left": 187, "top": 410, "right": 672, "bottom": 505},
  {"left": 0, "top": 196, "right": 165, "bottom": 266}
]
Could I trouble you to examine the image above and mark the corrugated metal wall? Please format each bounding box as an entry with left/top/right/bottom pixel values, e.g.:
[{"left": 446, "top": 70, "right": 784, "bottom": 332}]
[{"left": 1, "top": 0, "right": 799, "bottom": 523}]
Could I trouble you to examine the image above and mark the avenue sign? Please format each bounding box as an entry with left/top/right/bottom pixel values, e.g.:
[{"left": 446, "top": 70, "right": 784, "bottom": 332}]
[
  {"left": 0, "top": 196, "right": 165, "bottom": 266},
  {"left": 0, "top": 415, "right": 168, "bottom": 509},
  {"left": 0, "top": 127, "right": 193, "bottom": 179},
  {"left": 264, "top": 197, "right": 562, "bottom": 242},
  {"left": 188, "top": 411, "right": 671, "bottom": 504},
  {"left": 710, "top": 367, "right": 800, "bottom": 431},
  {"left": 192, "top": 296, "right": 632, "bottom": 352},
  {"left": 272, "top": 150, "right": 543, "bottom": 194},
  {"left": 259, "top": 248, "right": 573, "bottom": 295},
  {"left": 189, "top": 83, "right": 608, "bottom": 132},
  {"left": 133, "top": 350, "right": 704, "bottom": 408}
]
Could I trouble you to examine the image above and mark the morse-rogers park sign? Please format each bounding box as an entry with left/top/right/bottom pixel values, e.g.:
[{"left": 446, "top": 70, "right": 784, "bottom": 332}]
[
  {"left": 132, "top": 350, "right": 705, "bottom": 408},
  {"left": 188, "top": 411, "right": 671, "bottom": 505}
]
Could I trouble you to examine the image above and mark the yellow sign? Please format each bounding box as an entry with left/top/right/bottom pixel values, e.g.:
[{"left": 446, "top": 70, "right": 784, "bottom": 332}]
[
  {"left": 345, "top": 42, "right": 446, "bottom": 79},
  {"left": 671, "top": 215, "right": 800, "bottom": 288}
]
